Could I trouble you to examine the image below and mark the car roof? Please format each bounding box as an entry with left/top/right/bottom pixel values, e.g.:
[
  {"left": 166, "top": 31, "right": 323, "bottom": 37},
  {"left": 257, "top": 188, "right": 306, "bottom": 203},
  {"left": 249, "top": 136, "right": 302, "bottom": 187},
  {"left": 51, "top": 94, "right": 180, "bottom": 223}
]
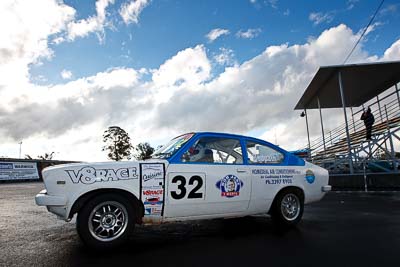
[
  {"left": 167, "top": 131, "right": 301, "bottom": 164},
  {"left": 178, "top": 131, "right": 273, "bottom": 145}
]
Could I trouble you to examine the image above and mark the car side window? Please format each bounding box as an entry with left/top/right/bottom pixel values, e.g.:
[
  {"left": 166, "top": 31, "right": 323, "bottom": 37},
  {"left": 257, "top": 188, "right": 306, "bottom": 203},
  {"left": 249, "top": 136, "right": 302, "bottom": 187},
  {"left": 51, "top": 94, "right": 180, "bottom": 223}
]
[
  {"left": 181, "top": 137, "right": 243, "bottom": 164},
  {"left": 246, "top": 141, "right": 284, "bottom": 164}
]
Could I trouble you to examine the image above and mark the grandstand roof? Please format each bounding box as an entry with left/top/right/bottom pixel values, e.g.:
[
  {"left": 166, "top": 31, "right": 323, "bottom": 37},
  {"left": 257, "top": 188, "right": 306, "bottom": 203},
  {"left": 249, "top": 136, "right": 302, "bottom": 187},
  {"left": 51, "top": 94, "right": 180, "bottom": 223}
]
[{"left": 294, "top": 61, "right": 400, "bottom": 110}]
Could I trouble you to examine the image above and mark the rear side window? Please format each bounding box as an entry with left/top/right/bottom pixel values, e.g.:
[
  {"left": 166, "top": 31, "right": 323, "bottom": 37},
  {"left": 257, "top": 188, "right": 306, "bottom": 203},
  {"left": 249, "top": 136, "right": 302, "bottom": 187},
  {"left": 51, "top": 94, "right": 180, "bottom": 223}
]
[{"left": 246, "top": 141, "right": 284, "bottom": 164}]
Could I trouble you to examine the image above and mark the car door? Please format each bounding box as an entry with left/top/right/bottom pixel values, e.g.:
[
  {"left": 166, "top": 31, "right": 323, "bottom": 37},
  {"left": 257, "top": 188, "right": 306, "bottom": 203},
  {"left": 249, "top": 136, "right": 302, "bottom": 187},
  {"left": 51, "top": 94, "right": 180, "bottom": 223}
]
[
  {"left": 164, "top": 134, "right": 251, "bottom": 219},
  {"left": 245, "top": 139, "right": 296, "bottom": 213}
]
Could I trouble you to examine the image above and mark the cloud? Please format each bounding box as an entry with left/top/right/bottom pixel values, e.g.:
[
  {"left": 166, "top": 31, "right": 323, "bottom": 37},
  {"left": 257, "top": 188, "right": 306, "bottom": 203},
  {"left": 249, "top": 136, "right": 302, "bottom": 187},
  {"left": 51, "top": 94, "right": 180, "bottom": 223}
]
[
  {"left": 249, "top": 0, "right": 262, "bottom": 9},
  {"left": 52, "top": 36, "right": 65, "bottom": 45},
  {"left": 236, "top": 28, "right": 262, "bottom": 39},
  {"left": 283, "top": 9, "right": 290, "bottom": 16},
  {"left": 362, "top": 21, "right": 383, "bottom": 37},
  {"left": 32, "top": 75, "right": 48, "bottom": 83},
  {"left": 61, "top": 69, "right": 72, "bottom": 80},
  {"left": 309, "top": 12, "right": 335, "bottom": 25},
  {"left": 0, "top": 0, "right": 75, "bottom": 89},
  {"left": 206, "top": 28, "right": 230, "bottom": 42},
  {"left": 1, "top": 22, "right": 400, "bottom": 160},
  {"left": 382, "top": 39, "right": 400, "bottom": 61},
  {"left": 346, "top": 0, "right": 359, "bottom": 10},
  {"left": 66, "top": 0, "right": 115, "bottom": 42},
  {"left": 120, "top": 0, "right": 149, "bottom": 25},
  {"left": 213, "top": 48, "right": 236, "bottom": 66},
  {"left": 0, "top": 67, "right": 143, "bottom": 141},
  {"left": 152, "top": 45, "right": 211, "bottom": 88},
  {"left": 250, "top": 0, "right": 278, "bottom": 9},
  {"left": 151, "top": 24, "right": 399, "bottom": 142},
  {"left": 46, "top": 0, "right": 150, "bottom": 44},
  {"left": 267, "top": 0, "right": 278, "bottom": 9},
  {"left": 379, "top": 4, "right": 398, "bottom": 15}
]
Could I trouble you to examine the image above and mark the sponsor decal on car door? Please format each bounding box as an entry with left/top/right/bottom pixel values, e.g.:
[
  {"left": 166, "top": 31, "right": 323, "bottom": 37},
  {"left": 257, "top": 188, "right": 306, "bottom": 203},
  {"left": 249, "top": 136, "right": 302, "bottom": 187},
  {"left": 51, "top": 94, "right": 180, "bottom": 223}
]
[{"left": 140, "top": 163, "right": 165, "bottom": 217}]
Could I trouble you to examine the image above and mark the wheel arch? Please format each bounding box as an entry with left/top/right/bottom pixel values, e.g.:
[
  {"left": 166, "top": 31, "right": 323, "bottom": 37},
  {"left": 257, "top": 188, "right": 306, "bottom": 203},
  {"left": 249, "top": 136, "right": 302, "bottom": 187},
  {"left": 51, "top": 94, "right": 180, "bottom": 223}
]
[
  {"left": 69, "top": 188, "right": 144, "bottom": 224},
  {"left": 268, "top": 186, "right": 305, "bottom": 214}
]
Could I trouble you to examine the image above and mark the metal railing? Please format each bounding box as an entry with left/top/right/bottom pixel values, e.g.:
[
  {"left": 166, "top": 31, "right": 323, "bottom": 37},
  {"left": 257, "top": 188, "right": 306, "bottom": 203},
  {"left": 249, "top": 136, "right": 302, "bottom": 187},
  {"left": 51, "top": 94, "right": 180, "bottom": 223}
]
[{"left": 304, "top": 85, "right": 400, "bottom": 160}]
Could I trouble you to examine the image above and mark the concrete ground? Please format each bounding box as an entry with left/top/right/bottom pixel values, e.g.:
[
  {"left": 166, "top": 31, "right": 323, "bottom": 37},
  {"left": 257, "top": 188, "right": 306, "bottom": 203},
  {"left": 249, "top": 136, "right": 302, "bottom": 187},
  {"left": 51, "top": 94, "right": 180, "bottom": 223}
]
[{"left": 1, "top": 182, "right": 400, "bottom": 267}]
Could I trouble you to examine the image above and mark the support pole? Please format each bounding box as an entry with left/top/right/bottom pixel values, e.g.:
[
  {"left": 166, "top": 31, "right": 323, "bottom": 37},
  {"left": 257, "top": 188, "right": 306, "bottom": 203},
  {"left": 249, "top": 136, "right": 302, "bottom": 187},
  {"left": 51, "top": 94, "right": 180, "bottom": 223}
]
[
  {"left": 338, "top": 71, "right": 354, "bottom": 174},
  {"left": 18, "top": 141, "right": 22, "bottom": 159},
  {"left": 377, "top": 96, "right": 383, "bottom": 123},
  {"left": 377, "top": 95, "right": 388, "bottom": 152},
  {"left": 304, "top": 109, "right": 311, "bottom": 153},
  {"left": 351, "top": 107, "right": 356, "bottom": 133},
  {"left": 396, "top": 83, "right": 400, "bottom": 110},
  {"left": 385, "top": 105, "right": 396, "bottom": 171},
  {"left": 317, "top": 96, "right": 327, "bottom": 153},
  {"left": 363, "top": 161, "right": 368, "bottom": 192}
]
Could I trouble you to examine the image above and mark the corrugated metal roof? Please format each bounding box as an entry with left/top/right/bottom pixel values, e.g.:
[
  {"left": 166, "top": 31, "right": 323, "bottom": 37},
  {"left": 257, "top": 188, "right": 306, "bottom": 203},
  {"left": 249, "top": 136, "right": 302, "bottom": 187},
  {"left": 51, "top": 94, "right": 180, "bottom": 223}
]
[{"left": 294, "top": 61, "right": 400, "bottom": 110}]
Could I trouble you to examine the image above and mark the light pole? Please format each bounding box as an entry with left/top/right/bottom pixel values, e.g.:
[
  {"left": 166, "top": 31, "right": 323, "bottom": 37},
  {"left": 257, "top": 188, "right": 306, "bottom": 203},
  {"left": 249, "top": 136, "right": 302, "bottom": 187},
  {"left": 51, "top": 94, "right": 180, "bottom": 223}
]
[
  {"left": 18, "top": 141, "right": 22, "bottom": 159},
  {"left": 300, "top": 110, "right": 310, "bottom": 151}
]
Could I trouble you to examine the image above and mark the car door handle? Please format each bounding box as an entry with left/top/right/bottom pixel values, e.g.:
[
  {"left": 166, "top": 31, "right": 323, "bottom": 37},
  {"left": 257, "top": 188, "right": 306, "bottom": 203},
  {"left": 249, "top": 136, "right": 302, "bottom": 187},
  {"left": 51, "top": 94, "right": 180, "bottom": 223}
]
[{"left": 236, "top": 169, "right": 247, "bottom": 173}]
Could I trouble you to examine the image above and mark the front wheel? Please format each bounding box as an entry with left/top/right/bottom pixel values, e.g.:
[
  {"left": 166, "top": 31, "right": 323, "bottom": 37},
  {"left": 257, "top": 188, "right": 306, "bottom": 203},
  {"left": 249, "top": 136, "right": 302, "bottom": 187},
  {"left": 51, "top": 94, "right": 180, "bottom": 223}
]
[
  {"left": 271, "top": 189, "right": 304, "bottom": 227},
  {"left": 76, "top": 193, "right": 135, "bottom": 249}
]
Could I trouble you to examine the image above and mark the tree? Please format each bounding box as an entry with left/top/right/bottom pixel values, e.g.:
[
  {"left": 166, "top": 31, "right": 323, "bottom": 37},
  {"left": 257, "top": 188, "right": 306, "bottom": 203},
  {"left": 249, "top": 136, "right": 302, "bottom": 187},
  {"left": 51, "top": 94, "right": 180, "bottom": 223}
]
[
  {"left": 134, "top": 142, "right": 154, "bottom": 160},
  {"left": 102, "top": 126, "right": 133, "bottom": 161},
  {"left": 37, "top": 152, "right": 55, "bottom": 160}
]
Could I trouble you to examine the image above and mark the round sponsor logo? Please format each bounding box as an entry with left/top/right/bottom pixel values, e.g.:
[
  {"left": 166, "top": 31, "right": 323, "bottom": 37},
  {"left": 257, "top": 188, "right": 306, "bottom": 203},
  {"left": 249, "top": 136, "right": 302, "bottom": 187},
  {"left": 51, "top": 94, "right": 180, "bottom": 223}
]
[
  {"left": 305, "top": 169, "right": 315, "bottom": 184},
  {"left": 215, "top": 174, "right": 244, "bottom": 198}
]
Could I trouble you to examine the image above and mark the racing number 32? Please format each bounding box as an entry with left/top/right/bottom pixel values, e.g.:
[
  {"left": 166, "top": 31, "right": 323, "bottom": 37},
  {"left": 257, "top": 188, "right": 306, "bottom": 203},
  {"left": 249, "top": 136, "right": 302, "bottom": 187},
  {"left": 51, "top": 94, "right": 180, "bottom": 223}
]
[{"left": 171, "top": 175, "right": 203, "bottom": 199}]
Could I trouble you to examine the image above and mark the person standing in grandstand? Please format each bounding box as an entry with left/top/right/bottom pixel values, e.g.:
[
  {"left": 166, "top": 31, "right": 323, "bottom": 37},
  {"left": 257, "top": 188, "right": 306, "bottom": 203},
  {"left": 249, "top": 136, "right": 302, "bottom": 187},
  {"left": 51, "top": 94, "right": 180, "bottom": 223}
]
[{"left": 361, "top": 107, "right": 375, "bottom": 140}]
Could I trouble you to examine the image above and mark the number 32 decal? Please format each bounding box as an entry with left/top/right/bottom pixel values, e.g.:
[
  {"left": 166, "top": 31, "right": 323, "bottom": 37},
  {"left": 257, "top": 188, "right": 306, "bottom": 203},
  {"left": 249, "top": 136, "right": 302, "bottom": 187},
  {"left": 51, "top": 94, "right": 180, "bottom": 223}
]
[{"left": 171, "top": 175, "right": 203, "bottom": 199}]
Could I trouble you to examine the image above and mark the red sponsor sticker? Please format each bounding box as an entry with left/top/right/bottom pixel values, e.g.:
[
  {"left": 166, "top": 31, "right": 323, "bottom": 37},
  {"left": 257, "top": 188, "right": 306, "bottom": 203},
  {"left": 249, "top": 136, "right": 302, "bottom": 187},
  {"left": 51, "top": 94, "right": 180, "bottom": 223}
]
[
  {"left": 146, "top": 197, "right": 160, "bottom": 203},
  {"left": 143, "top": 189, "right": 163, "bottom": 195},
  {"left": 221, "top": 192, "right": 240, "bottom": 197}
]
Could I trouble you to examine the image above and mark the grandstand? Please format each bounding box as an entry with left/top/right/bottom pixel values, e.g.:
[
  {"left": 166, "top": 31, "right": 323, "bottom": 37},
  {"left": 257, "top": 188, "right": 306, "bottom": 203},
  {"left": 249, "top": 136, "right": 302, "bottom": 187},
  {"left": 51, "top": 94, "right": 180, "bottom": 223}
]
[{"left": 295, "top": 61, "right": 400, "bottom": 178}]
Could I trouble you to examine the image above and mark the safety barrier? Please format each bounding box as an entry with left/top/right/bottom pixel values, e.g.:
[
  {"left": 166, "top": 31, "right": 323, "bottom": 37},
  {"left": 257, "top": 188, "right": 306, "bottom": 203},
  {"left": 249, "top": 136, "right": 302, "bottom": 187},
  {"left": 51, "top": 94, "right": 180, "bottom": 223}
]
[{"left": 0, "top": 158, "right": 80, "bottom": 182}]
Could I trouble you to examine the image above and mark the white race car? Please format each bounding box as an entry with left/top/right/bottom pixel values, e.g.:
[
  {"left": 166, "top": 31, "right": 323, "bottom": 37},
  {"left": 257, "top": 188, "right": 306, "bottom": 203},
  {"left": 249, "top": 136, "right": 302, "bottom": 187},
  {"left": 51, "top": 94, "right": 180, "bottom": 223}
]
[{"left": 36, "top": 132, "right": 331, "bottom": 248}]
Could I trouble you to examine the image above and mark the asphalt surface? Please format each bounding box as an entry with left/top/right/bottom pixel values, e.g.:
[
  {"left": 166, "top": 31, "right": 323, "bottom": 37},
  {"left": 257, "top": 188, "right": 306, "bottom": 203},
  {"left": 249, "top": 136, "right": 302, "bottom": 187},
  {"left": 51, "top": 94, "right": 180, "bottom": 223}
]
[{"left": 1, "top": 183, "right": 400, "bottom": 267}]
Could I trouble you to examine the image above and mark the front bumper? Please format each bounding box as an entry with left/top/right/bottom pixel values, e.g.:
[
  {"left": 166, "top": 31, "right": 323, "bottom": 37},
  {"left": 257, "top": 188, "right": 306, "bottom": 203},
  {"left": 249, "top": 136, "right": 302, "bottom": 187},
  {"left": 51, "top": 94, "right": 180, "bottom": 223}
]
[
  {"left": 35, "top": 189, "right": 67, "bottom": 206},
  {"left": 35, "top": 189, "right": 69, "bottom": 220}
]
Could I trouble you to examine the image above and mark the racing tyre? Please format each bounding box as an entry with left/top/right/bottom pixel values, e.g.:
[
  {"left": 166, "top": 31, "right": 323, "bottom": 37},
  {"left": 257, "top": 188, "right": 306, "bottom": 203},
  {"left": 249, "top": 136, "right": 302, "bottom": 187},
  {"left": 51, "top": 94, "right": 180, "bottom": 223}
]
[
  {"left": 270, "top": 188, "right": 304, "bottom": 228},
  {"left": 77, "top": 193, "right": 135, "bottom": 249}
]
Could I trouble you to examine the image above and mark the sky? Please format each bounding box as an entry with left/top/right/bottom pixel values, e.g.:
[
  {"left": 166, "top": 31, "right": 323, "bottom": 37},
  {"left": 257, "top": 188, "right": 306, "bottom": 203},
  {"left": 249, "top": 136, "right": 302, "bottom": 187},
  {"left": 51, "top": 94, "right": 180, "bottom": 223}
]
[{"left": 0, "top": 0, "right": 399, "bottom": 161}]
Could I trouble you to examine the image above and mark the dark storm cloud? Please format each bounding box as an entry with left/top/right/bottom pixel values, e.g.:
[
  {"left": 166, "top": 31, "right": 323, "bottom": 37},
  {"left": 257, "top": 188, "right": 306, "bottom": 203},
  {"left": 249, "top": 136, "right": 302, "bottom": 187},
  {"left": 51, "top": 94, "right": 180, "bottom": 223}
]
[{"left": 0, "top": 85, "right": 152, "bottom": 141}]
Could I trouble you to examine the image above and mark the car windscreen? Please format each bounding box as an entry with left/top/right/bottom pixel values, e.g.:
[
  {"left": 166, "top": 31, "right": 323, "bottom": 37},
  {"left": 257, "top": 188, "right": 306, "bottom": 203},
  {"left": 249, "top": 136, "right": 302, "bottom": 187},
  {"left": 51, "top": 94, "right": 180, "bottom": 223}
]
[{"left": 152, "top": 133, "right": 194, "bottom": 159}]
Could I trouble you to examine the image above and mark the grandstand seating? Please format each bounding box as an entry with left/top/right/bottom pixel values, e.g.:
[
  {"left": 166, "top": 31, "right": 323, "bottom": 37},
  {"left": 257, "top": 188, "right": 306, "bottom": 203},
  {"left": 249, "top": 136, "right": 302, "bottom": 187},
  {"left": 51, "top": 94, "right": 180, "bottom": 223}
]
[{"left": 304, "top": 89, "right": 400, "bottom": 173}]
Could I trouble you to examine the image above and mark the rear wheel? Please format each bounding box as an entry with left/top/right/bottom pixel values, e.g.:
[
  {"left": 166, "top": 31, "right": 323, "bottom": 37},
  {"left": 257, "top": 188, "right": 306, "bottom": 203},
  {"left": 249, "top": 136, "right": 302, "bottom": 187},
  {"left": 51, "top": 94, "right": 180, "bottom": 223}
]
[
  {"left": 271, "top": 188, "right": 304, "bottom": 227},
  {"left": 77, "top": 193, "right": 135, "bottom": 249}
]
